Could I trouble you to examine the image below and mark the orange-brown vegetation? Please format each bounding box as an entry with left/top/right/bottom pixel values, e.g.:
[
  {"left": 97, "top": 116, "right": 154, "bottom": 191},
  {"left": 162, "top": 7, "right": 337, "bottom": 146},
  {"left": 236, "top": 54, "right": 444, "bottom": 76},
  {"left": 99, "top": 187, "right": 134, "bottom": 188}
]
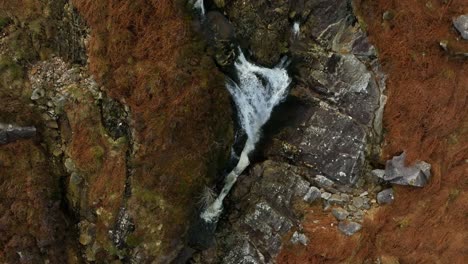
[
  {"left": 72, "top": 0, "right": 233, "bottom": 259},
  {"left": 279, "top": 0, "right": 467, "bottom": 263},
  {"left": 0, "top": 140, "right": 77, "bottom": 263}
]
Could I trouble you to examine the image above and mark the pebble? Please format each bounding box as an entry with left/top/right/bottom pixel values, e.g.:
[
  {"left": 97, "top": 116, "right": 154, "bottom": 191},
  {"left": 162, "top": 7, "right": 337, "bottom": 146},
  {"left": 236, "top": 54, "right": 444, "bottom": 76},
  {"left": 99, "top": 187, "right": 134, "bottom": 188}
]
[
  {"left": 352, "top": 197, "right": 365, "bottom": 209},
  {"left": 329, "top": 193, "right": 346, "bottom": 205},
  {"left": 321, "top": 192, "right": 332, "bottom": 200},
  {"left": 303, "top": 186, "right": 321, "bottom": 203},
  {"left": 338, "top": 221, "right": 362, "bottom": 236},
  {"left": 453, "top": 14, "right": 468, "bottom": 40},
  {"left": 290, "top": 231, "right": 308, "bottom": 246},
  {"left": 377, "top": 188, "right": 395, "bottom": 205},
  {"left": 332, "top": 208, "right": 349, "bottom": 221}
]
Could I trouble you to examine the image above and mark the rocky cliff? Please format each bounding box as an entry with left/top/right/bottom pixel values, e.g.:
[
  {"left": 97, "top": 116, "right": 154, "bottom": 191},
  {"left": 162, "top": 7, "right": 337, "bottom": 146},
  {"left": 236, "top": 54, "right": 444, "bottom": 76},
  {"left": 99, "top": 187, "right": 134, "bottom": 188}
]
[{"left": 0, "top": 0, "right": 466, "bottom": 263}]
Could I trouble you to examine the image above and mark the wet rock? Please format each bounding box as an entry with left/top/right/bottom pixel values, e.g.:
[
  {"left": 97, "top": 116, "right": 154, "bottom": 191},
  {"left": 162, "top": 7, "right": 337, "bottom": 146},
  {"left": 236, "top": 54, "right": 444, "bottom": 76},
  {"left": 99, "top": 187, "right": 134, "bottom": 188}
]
[
  {"left": 205, "top": 11, "right": 237, "bottom": 67},
  {"left": 332, "top": 208, "right": 349, "bottom": 221},
  {"left": 202, "top": 161, "right": 311, "bottom": 263},
  {"left": 338, "top": 221, "right": 362, "bottom": 236},
  {"left": 224, "top": 0, "right": 290, "bottom": 66},
  {"left": 290, "top": 231, "right": 308, "bottom": 246},
  {"left": 377, "top": 188, "right": 394, "bottom": 205},
  {"left": 303, "top": 186, "right": 321, "bottom": 203},
  {"left": 453, "top": 15, "right": 468, "bottom": 40},
  {"left": 101, "top": 97, "right": 129, "bottom": 139},
  {"left": 375, "top": 152, "right": 432, "bottom": 187}
]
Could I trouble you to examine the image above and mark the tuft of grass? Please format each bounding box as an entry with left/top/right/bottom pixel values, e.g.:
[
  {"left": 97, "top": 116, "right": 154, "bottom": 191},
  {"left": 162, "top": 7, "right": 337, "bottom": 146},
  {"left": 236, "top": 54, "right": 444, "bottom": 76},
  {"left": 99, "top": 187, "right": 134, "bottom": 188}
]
[
  {"left": 448, "top": 189, "right": 460, "bottom": 202},
  {"left": 0, "top": 17, "right": 11, "bottom": 30},
  {"left": 397, "top": 217, "right": 411, "bottom": 229}
]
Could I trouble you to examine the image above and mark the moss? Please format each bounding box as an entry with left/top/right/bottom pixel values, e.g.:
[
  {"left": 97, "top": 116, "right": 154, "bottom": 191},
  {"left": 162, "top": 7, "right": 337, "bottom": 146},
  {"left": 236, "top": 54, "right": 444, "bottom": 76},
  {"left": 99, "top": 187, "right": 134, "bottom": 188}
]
[
  {"left": 125, "top": 234, "right": 142, "bottom": 247},
  {"left": 28, "top": 18, "right": 44, "bottom": 34},
  {"left": 0, "top": 17, "right": 11, "bottom": 30}
]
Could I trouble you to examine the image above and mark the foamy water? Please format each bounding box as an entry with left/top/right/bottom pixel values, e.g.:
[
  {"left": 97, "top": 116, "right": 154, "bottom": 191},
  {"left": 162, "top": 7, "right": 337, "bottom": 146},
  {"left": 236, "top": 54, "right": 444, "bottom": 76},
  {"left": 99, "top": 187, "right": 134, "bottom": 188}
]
[{"left": 201, "top": 50, "right": 291, "bottom": 222}]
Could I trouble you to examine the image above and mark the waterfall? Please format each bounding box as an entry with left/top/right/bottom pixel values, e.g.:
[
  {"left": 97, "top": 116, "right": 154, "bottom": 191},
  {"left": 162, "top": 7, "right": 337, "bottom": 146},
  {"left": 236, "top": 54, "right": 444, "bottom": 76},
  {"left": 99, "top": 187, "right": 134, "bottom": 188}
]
[
  {"left": 292, "top": 21, "right": 300, "bottom": 38},
  {"left": 193, "top": 0, "right": 205, "bottom": 17},
  {"left": 201, "top": 50, "right": 291, "bottom": 223}
]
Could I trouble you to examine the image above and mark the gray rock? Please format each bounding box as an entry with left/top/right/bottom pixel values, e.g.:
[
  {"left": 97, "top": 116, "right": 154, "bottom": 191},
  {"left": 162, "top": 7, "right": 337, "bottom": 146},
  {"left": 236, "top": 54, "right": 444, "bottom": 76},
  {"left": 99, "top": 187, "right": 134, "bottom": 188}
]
[
  {"left": 332, "top": 208, "right": 349, "bottom": 221},
  {"left": 303, "top": 186, "right": 321, "bottom": 203},
  {"left": 321, "top": 192, "right": 332, "bottom": 200},
  {"left": 453, "top": 15, "right": 468, "bottom": 40},
  {"left": 338, "top": 221, "right": 362, "bottom": 236},
  {"left": 31, "top": 88, "right": 45, "bottom": 100},
  {"left": 290, "top": 103, "right": 367, "bottom": 185},
  {"left": 371, "top": 169, "right": 385, "bottom": 179},
  {"left": 377, "top": 188, "right": 394, "bottom": 205},
  {"left": 314, "top": 175, "right": 335, "bottom": 188},
  {"left": 383, "top": 152, "right": 432, "bottom": 187},
  {"left": 352, "top": 197, "right": 365, "bottom": 209},
  {"left": 290, "top": 231, "right": 308, "bottom": 246},
  {"left": 328, "top": 193, "right": 346, "bottom": 205}
]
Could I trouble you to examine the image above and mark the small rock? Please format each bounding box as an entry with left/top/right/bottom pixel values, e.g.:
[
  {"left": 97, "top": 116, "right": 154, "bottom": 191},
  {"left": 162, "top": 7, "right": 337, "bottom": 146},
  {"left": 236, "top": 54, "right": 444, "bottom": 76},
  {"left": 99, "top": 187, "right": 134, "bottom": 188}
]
[
  {"left": 347, "top": 204, "right": 357, "bottom": 212},
  {"left": 290, "top": 231, "right": 308, "bottom": 246},
  {"left": 31, "top": 88, "right": 45, "bottom": 100},
  {"left": 377, "top": 188, "right": 394, "bottom": 205},
  {"left": 321, "top": 192, "right": 332, "bottom": 200},
  {"left": 359, "top": 191, "right": 368, "bottom": 197},
  {"left": 303, "top": 186, "right": 321, "bottom": 203},
  {"left": 79, "top": 233, "right": 93, "bottom": 246},
  {"left": 332, "top": 208, "right": 349, "bottom": 221},
  {"left": 46, "top": 121, "right": 59, "bottom": 129},
  {"left": 382, "top": 10, "right": 395, "bottom": 21},
  {"left": 352, "top": 197, "right": 365, "bottom": 209},
  {"left": 453, "top": 15, "right": 468, "bottom": 40},
  {"left": 315, "top": 175, "right": 335, "bottom": 188},
  {"left": 328, "top": 193, "right": 346, "bottom": 205},
  {"left": 371, "top": 169, "right": 385, "bottom": 179},
  {"left": 340, "top": 193, "right": 351, "bottom": 202},
  {"left": 338, "top": 221, "right": 362, "bottom": 236},
  {"left": 52, "top": 147, "right": 63, "bottom": 157}
]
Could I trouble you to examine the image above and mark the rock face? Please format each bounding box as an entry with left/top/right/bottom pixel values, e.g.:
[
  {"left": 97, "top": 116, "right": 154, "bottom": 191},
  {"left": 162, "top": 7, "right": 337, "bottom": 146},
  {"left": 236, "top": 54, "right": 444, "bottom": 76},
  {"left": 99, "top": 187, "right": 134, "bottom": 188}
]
[
  {"left": 193, "top": 0, "right": 386, "bottom": 261},
  {"left": 0, "top": 0, "right": 386, "bottom": 263},
  {"left": 197, "top": 161, "right": 313, "bottom": 263}
]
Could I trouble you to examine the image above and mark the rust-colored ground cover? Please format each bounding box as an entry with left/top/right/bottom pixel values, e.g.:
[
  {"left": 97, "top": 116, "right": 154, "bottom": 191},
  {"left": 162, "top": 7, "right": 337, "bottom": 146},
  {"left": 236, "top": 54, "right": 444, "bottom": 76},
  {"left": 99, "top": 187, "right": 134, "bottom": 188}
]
[{"left": 278, "top": 0, "right": 468, "bottom": 263}]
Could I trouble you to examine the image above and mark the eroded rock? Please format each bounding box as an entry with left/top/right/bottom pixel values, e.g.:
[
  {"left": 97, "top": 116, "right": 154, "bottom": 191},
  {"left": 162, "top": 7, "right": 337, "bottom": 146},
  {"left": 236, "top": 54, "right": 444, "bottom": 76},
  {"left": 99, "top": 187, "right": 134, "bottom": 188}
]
[{"left": 374, "top": 152, "right": 432, "bottom": 187}]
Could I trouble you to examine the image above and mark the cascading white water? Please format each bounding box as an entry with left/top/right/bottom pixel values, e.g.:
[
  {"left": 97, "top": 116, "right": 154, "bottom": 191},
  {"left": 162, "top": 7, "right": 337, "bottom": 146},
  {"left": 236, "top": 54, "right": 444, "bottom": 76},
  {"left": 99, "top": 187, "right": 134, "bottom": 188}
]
[
  {"left": 201, "top": 50, "right": 291, "bottom": 222},
  {"left": 292, "top": 21, "right": 300, "bottom": 38},
  {"left": 193, "top": 0, "right": 205, "bottom": 17}
]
